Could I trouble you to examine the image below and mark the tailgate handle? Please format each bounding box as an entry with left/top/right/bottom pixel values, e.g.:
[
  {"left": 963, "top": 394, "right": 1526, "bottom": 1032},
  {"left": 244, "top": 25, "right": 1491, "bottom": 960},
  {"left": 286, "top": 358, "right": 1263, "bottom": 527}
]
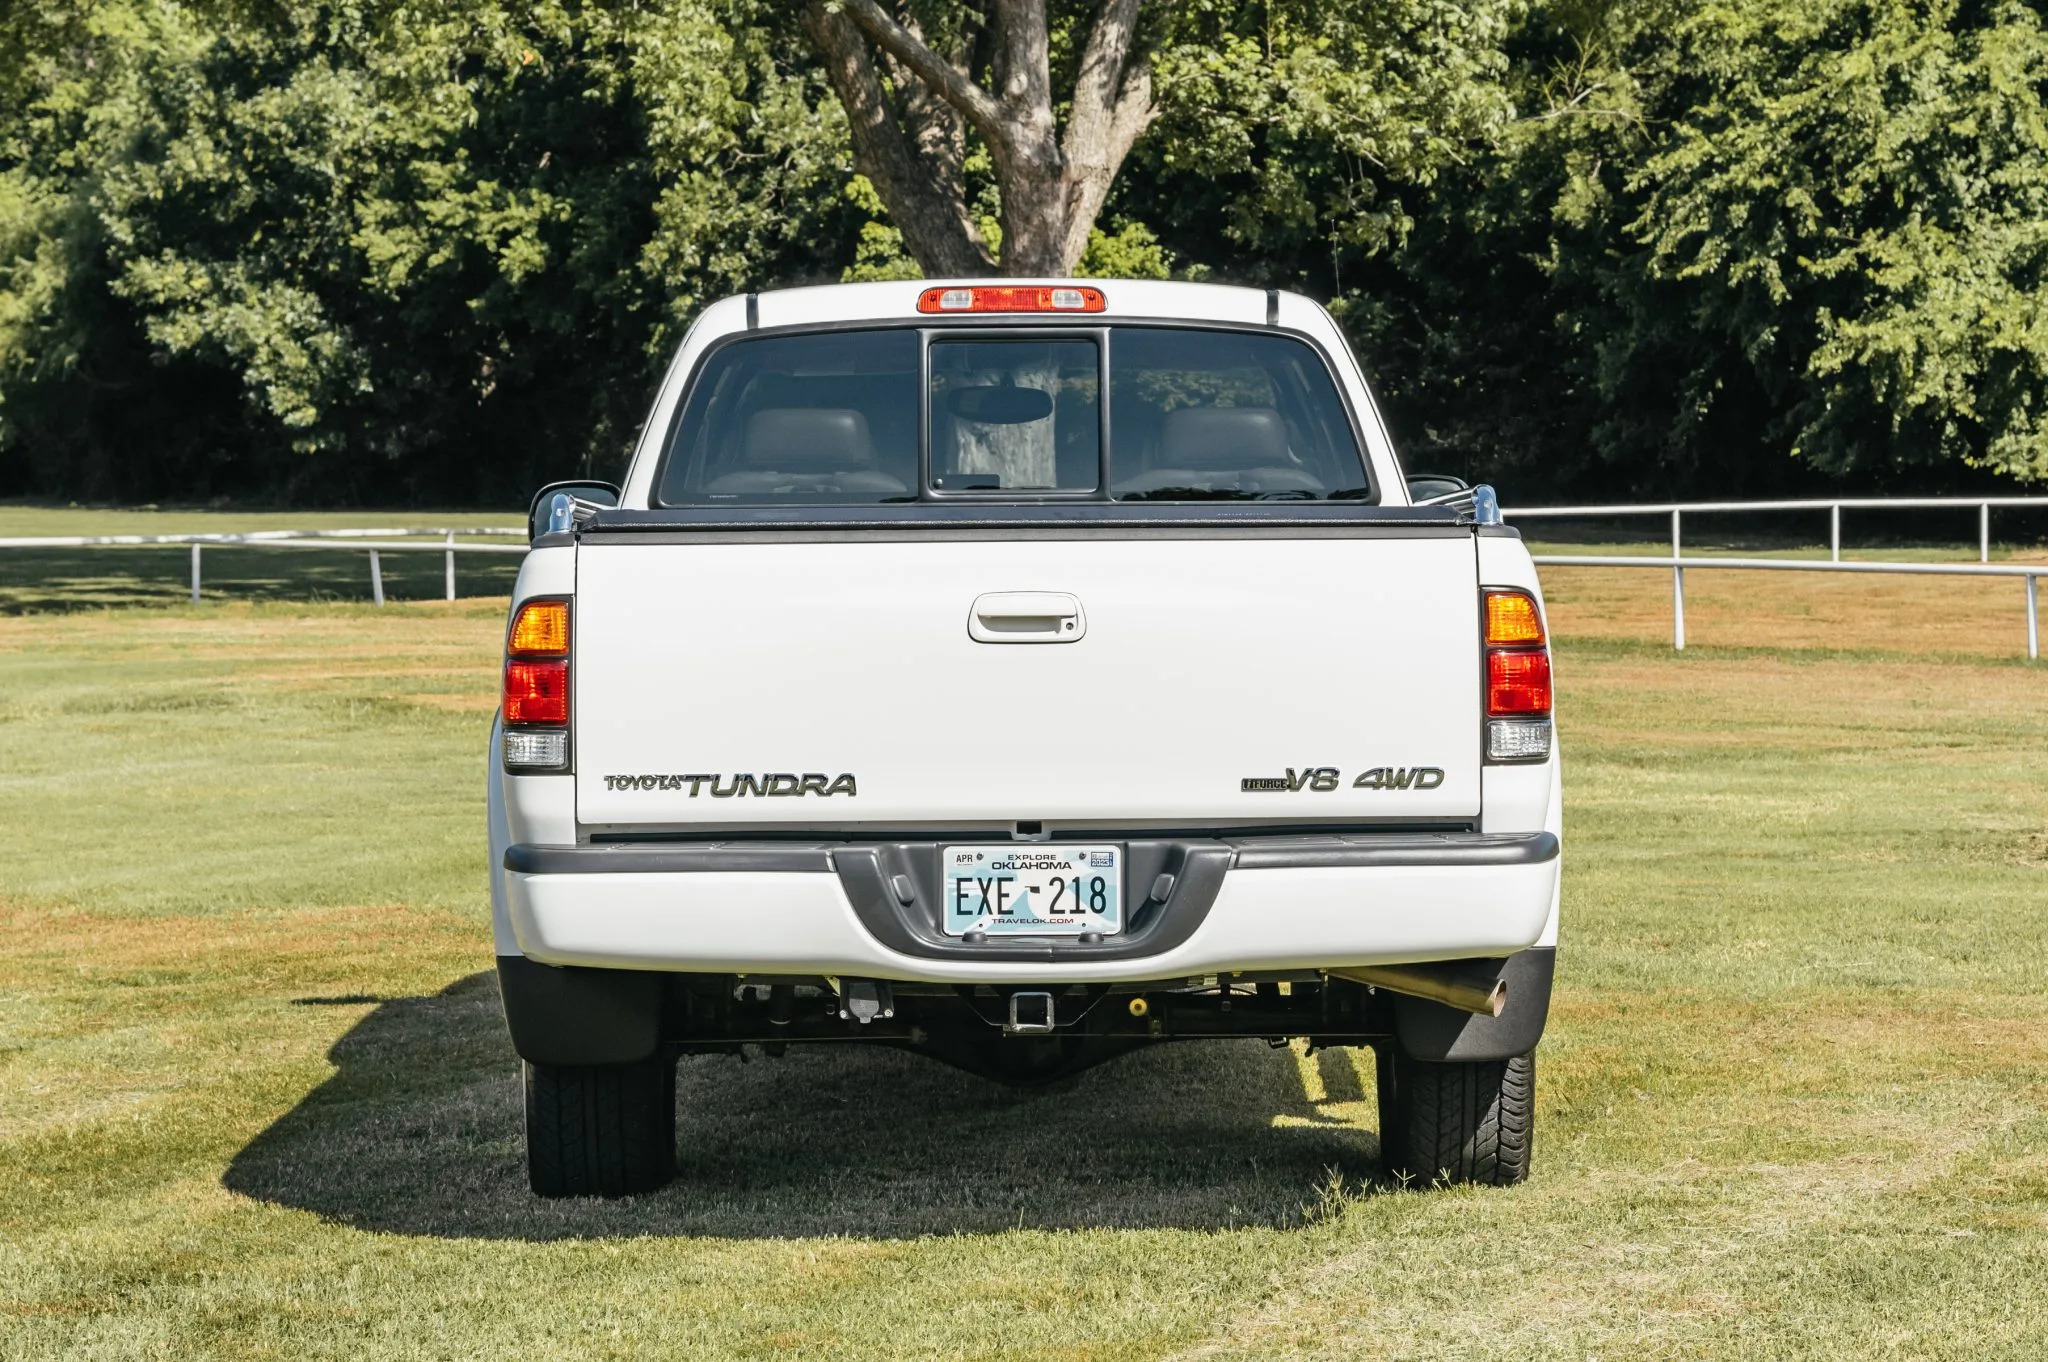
[{"left": 968, "top": 592, "right": 1086, "bottom": 644}]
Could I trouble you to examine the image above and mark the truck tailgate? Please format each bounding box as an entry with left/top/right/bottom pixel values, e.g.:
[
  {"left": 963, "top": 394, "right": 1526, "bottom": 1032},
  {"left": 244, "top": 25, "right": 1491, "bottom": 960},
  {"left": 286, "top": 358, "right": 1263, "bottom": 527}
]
[{"left": 572, "top": 534, "right": 1480, "bottom": 827}]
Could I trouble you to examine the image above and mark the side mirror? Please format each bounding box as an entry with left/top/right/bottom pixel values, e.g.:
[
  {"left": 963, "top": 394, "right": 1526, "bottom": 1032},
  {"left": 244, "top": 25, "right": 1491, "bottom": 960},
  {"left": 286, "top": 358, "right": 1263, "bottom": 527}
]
[
  {"left": 1404, "top": 473, "right": 1471, "bottom": 505},
  {"left": 527, "top": 480, "right": 620, "bottom": 542}
]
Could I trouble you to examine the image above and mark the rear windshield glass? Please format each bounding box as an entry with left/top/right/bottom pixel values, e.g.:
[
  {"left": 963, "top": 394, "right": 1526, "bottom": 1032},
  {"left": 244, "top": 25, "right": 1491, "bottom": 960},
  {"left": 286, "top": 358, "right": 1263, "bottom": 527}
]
[
  {"left": 659, "top": 330, "right": 920, "bottom": 503},
  {"left": 1107, "top": 328, "right": 1366, "bottom": 501},
  {"left": 656, "top": 325, "right": 1369, "bottom": 504},
  {"left": 930, "top": 338, "right": 1100, "bottom": 492}
]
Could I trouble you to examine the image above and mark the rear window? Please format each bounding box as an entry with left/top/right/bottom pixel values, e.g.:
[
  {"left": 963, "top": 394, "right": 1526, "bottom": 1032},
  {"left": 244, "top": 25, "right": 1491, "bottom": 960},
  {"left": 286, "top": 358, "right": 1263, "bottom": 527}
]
[{"left": 656, "top": 325, "right": 1370, "bottom": 504}]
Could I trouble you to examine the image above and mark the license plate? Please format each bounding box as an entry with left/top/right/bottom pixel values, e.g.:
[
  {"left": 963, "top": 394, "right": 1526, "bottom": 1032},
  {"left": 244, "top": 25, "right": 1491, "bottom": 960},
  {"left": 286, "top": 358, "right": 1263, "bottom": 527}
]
[{"left": 942, "top": 845, "right": 1123, "bottom": 937}]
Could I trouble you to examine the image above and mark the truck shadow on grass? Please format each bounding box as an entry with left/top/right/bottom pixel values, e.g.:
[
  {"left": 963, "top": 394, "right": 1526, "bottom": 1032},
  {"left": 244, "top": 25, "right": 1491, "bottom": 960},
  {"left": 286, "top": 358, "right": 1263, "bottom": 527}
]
[{"left": 225, "top": 971, "right": 1387, "bottom": 1241}]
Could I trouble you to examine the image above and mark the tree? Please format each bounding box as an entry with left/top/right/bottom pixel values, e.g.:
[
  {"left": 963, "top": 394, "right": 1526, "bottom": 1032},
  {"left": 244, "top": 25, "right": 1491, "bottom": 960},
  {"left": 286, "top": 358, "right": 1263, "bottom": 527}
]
[
  {"left": 12, "top": 0, "right": 2038, "bottom": 506},
  {"left": 1631, "top": 0, "right": 2048, "bottom": 484},
  {"left": 1325, "top": 0, "right": 2048, "bottom": 498},
  {"left": 0, "top": 0, "right": 863, "bottom": 503},
  {"left": 802, "top": 0, "right": 1157, "bottom": 275}
]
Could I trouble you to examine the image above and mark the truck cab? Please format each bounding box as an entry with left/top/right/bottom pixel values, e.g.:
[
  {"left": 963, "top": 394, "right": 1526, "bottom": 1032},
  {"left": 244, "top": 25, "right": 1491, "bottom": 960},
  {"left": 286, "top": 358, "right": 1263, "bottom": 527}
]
[{"left": 489, "top": 279, "right": 1560, "bottom": 1196}]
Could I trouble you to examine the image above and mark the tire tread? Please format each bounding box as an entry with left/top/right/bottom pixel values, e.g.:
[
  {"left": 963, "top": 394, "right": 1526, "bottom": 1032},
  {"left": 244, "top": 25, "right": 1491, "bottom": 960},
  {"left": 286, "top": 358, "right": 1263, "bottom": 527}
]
[
  {"left": 1377, "top": 1048, "right": 1534, "bottom": 1187},
  {"left": 524, "top": 1056, "right": 676, "bottom": 1197}
]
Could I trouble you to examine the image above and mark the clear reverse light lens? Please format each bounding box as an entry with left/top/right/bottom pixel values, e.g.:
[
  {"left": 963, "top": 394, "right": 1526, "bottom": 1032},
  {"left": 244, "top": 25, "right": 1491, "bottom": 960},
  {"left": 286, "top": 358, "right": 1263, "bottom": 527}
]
[
  {"left": 1487, "top": 717, "right": 1552, "bottom": 761},
  {"left": 504, "top": 728, "right": 569, "bottom": 771}
]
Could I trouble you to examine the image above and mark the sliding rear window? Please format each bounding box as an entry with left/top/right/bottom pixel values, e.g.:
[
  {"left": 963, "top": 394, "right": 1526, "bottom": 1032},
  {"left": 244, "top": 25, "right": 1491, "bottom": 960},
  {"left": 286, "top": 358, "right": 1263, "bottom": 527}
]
[{"left": 655, "top": 325, "right": 1370, "bottom": 505}]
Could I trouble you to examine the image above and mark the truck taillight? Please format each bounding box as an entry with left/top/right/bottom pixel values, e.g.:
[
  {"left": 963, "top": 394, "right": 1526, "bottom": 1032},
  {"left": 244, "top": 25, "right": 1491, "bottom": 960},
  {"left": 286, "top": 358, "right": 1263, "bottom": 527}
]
[
  {"left": 1487, "top": 650, "right": 1551, "bottom": 714},
  {"left": 916, "top": 285, "right": 1106, "bottom": 314},
  {"left": 504, "top": 599, "right": 570, "bottom": 770},
  {"left": 1484, "top": 591, "right": 1545, "bottom": 647},
  {"left": 509, "top": 598, "right": 569, "bottom": 654},
  {"left": 504, "top": 660, "right": 568, "bottom": 725},
  {"left": 1483, "top": 589, "right": 1552, "bottom": 761}
]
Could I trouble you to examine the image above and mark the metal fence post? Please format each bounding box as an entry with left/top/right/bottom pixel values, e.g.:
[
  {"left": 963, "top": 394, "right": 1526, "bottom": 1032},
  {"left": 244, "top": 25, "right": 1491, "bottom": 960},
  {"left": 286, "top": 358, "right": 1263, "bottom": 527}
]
[
  {"left": 1673, "top": 565, "right": 1686, "bottom": 651},
  {"left": 190, "top": 544, "right": 202, "bottom": 604},
  {"left": 1981, "top": 503, "right": 1991, "bottom": 563},
  {"left": 2029, "top": 573, "right": 2039, "bottom": 660},
  {"left": 1670, "top": 508, "right": 1681, "bottom": 559},
  {"left": 444, "top": 531, "right": 456, "bottom": 601},
  {"left": 1830, "top": 504, "right": 1841, "bottom": 562},
  {"left": 369, "top": 549, "right": 385, "bottom": 607}
]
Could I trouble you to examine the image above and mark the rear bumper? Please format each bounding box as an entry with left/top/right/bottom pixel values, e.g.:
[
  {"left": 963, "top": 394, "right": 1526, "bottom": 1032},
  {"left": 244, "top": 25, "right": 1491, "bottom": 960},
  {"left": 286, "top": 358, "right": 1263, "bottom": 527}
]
[{"left": 501, "top": 831, "right": 1559, "bottom": 984}]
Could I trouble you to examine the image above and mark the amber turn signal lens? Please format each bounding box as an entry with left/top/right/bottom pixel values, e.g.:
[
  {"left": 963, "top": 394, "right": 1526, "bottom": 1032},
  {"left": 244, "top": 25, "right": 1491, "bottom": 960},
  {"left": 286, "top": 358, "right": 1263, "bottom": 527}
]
[
  {"left": 1484, "top": 590, "right": 1545, "bottom": 646},
  {"left": 1487, "top": 649, "right": 1552, "bottom": 716},
  {"left": 509, "top": 599, "right": 568, "bottom": 655},
  {"left": 503, "top": 659, "right": 569, "bottom": 725}
]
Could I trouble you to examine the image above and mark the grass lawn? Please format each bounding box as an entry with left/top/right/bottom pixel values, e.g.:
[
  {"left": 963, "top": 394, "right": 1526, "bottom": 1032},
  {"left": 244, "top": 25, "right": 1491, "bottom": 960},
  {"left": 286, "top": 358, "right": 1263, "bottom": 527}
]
[{"left": 1, "top": 577, "right": 2046, "bottom": 1357}]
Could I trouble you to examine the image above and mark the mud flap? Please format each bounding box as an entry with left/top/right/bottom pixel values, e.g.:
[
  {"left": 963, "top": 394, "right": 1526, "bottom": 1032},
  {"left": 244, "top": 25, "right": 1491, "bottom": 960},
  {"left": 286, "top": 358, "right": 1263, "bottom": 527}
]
[
  {"left": 496, "top": 955, "right": 663, "bottom": 1065},
  {"left": 1392, "top": 947, "right": 1555, "bottom": 1062}
]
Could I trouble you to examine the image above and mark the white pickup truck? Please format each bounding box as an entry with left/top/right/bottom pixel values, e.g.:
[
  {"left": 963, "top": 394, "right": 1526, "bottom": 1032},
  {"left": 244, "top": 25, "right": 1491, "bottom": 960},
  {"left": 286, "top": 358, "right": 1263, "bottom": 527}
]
[{"left": 488, "top": 279, "right": 1560, "bottom": 1198}]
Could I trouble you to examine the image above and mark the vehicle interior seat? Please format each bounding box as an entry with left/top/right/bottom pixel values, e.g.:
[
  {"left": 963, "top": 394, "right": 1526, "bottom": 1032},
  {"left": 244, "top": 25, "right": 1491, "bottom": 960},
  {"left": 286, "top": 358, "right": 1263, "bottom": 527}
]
[
  {"left": 1112, "top": 405, "right": 1326, "bottom": 497},
  {"left": 1054, "top": 385, "right": 1102, "bottom": 488},
  {"left": 704, "top": 408, "right": 910, "bottom": 495}
]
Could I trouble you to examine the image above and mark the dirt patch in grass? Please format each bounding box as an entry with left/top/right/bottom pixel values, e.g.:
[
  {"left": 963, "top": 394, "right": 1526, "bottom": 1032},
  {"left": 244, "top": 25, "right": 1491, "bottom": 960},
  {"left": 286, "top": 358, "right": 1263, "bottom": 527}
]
[{"left": 2011, "top": 832, "right": 2048, "bottom": 867}]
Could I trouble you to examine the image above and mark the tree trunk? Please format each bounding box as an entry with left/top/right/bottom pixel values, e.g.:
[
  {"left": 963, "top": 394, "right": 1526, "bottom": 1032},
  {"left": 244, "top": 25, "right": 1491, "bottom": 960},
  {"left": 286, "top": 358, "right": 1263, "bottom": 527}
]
[
  {"left": 805, "top": 0, "right": 1155, "bottom": 277},
  {"left": 800, "top": 6, "right": 993, "bottom": 276}
]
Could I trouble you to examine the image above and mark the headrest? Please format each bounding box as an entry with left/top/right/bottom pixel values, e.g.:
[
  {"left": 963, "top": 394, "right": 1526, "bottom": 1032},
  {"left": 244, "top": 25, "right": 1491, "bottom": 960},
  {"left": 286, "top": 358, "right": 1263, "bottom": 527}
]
[
  {"left": 743, "top": 408, "right": 876, "bottom": 470},
  {"left": 1156, "top": 406, "right": 1290, "bottom": 469}
]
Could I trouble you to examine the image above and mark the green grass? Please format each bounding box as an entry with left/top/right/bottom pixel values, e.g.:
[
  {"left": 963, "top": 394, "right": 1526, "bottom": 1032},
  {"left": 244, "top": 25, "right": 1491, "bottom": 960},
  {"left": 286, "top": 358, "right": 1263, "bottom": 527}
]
[{"left": 2, "top": 600, "right": 2046, "bottom": 1358}]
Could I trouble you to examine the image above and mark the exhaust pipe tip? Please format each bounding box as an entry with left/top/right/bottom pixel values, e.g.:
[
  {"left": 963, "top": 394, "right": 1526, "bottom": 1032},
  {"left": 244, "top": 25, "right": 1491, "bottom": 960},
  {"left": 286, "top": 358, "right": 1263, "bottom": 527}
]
[{"left": 1326, "top": 964, "right": 1507, "bottom": 1018}]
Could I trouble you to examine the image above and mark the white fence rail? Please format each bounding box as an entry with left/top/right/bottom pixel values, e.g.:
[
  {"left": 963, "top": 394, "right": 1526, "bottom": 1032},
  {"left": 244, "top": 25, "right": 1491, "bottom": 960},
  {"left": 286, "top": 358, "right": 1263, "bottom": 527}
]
[
  {"left": 1527, "top": 554, "right": 2041, "bottom": 658},
  {"left": 0, "top": 500, "right": 2041, "bottom": 655},
  {"left": 0, "top": 527, "right": 526, "bottom": 605},
  {"left": 1504, "top": 494, "right": 2048, "bottom": 563},
  {"left": 1508, "top": 495, "right": 2047, "bottom": 658}
]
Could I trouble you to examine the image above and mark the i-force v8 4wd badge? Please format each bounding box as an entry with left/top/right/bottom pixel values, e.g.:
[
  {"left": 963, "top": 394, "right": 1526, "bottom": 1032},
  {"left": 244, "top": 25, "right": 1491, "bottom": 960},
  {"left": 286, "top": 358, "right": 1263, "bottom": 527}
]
[{"left": 1242, "top": 766, "right": 1446, "bottom": 792}]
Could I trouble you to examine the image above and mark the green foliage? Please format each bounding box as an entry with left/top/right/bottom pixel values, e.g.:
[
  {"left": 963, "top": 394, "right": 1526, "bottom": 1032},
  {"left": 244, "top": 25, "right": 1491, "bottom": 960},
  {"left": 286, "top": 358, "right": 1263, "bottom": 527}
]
[
  {"left": 1329, "top": 0, "right": 2048, "bottom": 495},
  {"left": 0, "top": 0, "right": 2043, "bottom": 502},
  {"left": 1137, "top": 0, "right": 1519, "bottom": 273},
  {"left": 1079, "top": 220, "right": 1174, "bottom": 280},
  {"left": 837, "top": 175, "right": 927, "bottom": 281},
  {"left": 1635, "top": 0, "right": 2048, "bottom": 483},
  {"left": 0, "top": 0, "right": 856, "bottom": 503}
]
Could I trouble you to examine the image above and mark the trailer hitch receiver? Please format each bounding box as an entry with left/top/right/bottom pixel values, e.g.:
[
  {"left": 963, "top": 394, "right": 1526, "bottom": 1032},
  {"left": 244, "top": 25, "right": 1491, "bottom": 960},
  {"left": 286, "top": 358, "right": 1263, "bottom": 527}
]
[{"left": 1005, "top": 991, "right": 1056, "bottom": 1034}]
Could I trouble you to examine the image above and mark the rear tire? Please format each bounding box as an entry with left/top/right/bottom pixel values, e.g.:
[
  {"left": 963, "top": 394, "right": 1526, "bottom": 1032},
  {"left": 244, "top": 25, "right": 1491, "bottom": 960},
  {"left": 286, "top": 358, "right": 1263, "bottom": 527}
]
[
  {"left": 1375, "top": 1046, "right": 1533, "bottom": 1187},
  {"left": 523, "top": 1055, "right": 677, "bottom": 1198}
]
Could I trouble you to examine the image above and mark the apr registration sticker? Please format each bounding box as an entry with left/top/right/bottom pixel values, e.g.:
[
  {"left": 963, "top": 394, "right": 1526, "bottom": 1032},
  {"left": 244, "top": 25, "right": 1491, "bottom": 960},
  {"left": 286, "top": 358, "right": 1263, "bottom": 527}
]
[{"left": 942, "top": 845, "right": 1123, "bottom": 938}]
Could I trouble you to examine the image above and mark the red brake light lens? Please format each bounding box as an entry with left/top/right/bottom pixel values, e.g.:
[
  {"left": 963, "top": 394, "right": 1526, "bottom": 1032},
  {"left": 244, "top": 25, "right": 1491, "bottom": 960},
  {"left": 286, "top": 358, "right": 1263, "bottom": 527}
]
[
  {"left": 1487, "top": 649, "right": 1552, "bottom": 716},
  {"left": 917, "top": 285, "right": 1106, "bottom": 314},
  {"left": 504, "top": 659, "right": 569, "bottom": 725}
]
